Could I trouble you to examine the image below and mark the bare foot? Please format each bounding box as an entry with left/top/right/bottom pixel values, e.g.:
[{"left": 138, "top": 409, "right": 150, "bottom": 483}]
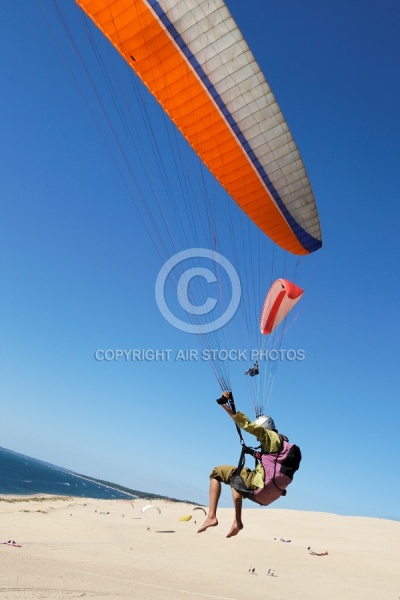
[
  {"left": 197, "top": 516, "right": 218, "bottom": 533},
  {"left": 226, "top": 521, "right": 243, "bottom": 538}
]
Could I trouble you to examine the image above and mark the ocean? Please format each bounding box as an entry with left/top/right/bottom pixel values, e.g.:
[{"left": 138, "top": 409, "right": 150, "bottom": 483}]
[{"left": 0, "top": 446, "right": 145, "bottom": 500}]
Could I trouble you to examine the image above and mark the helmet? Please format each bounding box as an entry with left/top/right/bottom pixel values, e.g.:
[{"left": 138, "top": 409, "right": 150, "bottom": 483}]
[{"left": 254, "top": 415, "right": 276, "bottom": 431}]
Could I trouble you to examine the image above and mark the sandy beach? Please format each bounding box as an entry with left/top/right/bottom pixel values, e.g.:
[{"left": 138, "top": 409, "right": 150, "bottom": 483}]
[{"left": 1, "top": 495, "right": 398, "bottom": 599}]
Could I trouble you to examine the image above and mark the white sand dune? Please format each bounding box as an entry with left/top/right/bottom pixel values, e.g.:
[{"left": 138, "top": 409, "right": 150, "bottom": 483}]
[{"left": 1, "top": 495, "right": 398, "bottom": 599}]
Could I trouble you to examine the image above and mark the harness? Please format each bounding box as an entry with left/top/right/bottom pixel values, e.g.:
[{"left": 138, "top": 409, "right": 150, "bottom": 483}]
[
  {"left": 216, "top": 391, "right": 301, "bottom": 504},
  {"left": 234, "top": 437, "right": 288, "bottom": 495},
  {"left": 217, "top": 392, "right": 301, "bottom": 505}
]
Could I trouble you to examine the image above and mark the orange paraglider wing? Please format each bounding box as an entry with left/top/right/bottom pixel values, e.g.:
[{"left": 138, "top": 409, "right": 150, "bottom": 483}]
[{"left": 76, "top": 0, "right": 322, "bottom": 255}]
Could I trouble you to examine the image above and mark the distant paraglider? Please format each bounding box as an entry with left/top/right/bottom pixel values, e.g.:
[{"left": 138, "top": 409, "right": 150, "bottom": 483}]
[
  {"left": 260, "top": 279, "right": 304, "bottom": 335},
  {"left": 141, "top": 504, "right": 161, "bottom": 515},
  {"left": 244, "top": 362, "right": 259, "bottom": 377},
  {"left": 193, "top": 507, "right": 207, "bottom": 516},
  {"left": 118, "top": 500, "right": 135, "bottom": 510}
]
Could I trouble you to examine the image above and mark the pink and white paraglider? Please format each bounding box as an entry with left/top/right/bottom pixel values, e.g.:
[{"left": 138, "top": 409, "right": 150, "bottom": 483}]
[{"left": 260, "top": 279, "right": 304, "bottom": 335}]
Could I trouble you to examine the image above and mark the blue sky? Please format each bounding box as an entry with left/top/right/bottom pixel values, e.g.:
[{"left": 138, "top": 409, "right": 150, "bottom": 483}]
[{"left": 1, "top": 1, "right": 399, "bottom": 519}]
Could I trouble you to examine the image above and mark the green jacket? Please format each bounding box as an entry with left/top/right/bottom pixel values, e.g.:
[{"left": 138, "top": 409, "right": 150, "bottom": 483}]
[{"left": 233, "top": 411, "right": 281, "bottom": 489}]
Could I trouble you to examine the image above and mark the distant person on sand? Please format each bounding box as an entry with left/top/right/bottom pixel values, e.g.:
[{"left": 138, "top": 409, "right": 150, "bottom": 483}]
[{"left": 198, "top": 391, "right": 301, "bottom": 538}]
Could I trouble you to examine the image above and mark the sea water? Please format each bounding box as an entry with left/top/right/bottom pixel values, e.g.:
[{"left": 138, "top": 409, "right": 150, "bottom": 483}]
[{"left": 0, "top": 446, "right": 138, "bottom": 500}]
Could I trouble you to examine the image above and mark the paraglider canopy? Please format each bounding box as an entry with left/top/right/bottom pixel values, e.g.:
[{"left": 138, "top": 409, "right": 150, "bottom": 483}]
[
  {"left": 141, "top": 504, "right": 161, "bottom": 515},
  {"left": 193, "top": 506, "right": 207, "bottom": 516},
  {"left": 76, "top": 0, "right": 322, "bottom": 255},
  {"left": 260, "top": 279, "right": 304, "bottom": 335}
]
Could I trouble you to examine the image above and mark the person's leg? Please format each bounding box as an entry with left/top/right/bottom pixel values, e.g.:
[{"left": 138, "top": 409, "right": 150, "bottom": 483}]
[
  {"left": 226, "top": 487, "right": 244, "bottom": 537},
  {"left": 197, "top": 477, "right": 221, "bottom": 533}
]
